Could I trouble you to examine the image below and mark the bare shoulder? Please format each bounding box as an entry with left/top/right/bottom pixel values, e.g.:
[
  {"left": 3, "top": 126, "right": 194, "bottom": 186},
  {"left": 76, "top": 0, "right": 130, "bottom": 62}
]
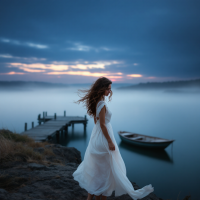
[{"left": 99, "top": 104, "right": 106, "bottom": 114}]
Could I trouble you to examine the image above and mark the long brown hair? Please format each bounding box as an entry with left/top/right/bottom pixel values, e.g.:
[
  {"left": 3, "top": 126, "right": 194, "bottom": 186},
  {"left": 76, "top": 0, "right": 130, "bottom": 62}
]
[{"left": 76, "top": 77, "right": 112, "bottom": 117}]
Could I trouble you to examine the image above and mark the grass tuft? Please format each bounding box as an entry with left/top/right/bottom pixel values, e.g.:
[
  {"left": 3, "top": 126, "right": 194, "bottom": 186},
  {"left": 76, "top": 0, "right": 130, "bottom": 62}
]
[
  {"left": 0, "top": 129, "right": 61, "bottom": 165},
  {"left": 0, "top": 129, "right": 34, "bottom": 143}
]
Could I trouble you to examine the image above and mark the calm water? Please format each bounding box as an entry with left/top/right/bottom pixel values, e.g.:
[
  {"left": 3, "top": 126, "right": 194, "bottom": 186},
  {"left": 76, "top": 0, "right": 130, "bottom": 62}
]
[{"left": 1, "top": 86, "right": 200, "bottom": 200}]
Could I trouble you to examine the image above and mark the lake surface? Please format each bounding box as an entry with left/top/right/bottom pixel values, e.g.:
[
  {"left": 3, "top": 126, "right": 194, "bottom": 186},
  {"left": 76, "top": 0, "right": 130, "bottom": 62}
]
[{"left": 1, "top": 85, "right": 200, "bottom": 200}]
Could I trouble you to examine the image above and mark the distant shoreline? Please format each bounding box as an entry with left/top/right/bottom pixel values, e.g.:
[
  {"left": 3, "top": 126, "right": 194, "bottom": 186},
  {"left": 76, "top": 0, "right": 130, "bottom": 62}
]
[
  {"left": 0, "top": 81, "right": 68, "bottom": 88},
  {"left": 117, "top": 78, "right": 200, "bottom": 90},
  {"left": 0, "top": 79, "right": 200, "bottom": 90}
]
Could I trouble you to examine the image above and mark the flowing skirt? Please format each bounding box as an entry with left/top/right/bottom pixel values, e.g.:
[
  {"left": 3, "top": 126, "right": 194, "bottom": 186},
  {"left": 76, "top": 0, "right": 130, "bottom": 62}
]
[{"left": 72, "top": 121, "right": 154, "bottom": 200}]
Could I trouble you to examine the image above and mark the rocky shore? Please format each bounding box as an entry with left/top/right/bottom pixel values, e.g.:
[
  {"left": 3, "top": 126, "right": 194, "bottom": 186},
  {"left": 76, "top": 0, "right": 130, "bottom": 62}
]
[{"left": 0, "top": 144, "right": 162, "bottom": 200}]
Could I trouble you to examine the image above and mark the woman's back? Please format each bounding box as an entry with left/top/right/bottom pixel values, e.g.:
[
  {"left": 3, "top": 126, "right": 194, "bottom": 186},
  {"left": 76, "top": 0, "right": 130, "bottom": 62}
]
[{"left": 96, "top": 101, "right": 112, "bottom": 124}]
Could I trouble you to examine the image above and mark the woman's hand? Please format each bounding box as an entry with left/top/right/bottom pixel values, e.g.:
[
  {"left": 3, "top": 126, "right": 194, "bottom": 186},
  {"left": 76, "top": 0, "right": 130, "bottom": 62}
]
[{"left": 108, "top": 141, "right": 115, "bottom": 151}]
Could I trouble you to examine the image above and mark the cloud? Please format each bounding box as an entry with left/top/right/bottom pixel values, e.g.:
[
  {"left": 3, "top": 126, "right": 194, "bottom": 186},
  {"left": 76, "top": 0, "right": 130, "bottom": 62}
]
[
  {"left": 9, "top": 63, "right": 69, "bottom": 71},
  {"left": 20, "top": 68, "right": 45, "bottom": 73},
  {"left": 5, "top": 60, "right": 123, "bottom": 80},
  {"left": 0, "top": 38, "right": 48, "bottom": 49},
  {"left": 67, "top": 43, "right": 92, "bottom": 52},
  {"left": 66, "top": 42, "right": 115, "bottom": 52},
  {"left": 0, "top": 71, "right": 25, "bottom": 75},
  {"left": 70, "top": 64, "right": 104, "bottom": 70},
  {"left": 0, "top": 54, "right": 46, "bottom": 61},
  {"left": 46, "top": 71, "right": 123, "bottom": 79},
  {"left": 127, "top": 74, "right": 143, "bottom": 78},
  {"left": 8, "top": 60, "right": 121, "bottom": 72},
  {"left": 26, "top": 43, "right": 48, "bottom": 49},
  {"left": 0, "top": 54, "right": 14, "bottom": 58}
]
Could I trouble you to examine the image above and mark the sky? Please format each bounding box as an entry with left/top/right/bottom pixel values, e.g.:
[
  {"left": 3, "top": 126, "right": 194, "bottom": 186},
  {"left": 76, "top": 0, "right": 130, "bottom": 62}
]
[{"left": 0, "top": 0, "right": 199, "bottom": 84}]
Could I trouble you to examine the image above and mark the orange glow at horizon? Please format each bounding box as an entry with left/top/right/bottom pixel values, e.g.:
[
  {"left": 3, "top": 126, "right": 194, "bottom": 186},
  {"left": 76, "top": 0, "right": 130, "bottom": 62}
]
[
  {"left": 46, "top": 71, "right": 107, "bottom": 77},
  {"left": 4, "top": 61, "right": 124, "bottom": 79},
  {"left": 46, "top": 71, "right": 123, "bottom": 79},
  {"left": 0, "top": 71, "right": 25, "bottom": 75},
  {"left": 9, "top": 61, "right": 120, "bottom": 72},
  {"left": 147, "top": 76, "right": 155, "bottom": 79},
  {"left": 127, "top": 74, "right": 142, "bottom": 78},
  {"left": 106, "top": 76, "right": 122, "bottom": 79},
  {"left": 19, "top": 68, "right": 45, "bottom": 73}
]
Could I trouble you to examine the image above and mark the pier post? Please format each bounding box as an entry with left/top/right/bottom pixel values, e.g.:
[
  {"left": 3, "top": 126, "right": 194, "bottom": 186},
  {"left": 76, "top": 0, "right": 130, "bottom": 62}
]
[
  {"left": 84, "top": 123, "right": 86, "bottom": 132},
  {"left": 84, "top": 115, "right": 87, "bottom": 132},
  {"left": 72, "top": 123, "right": 74, "bottom": 133},
  {"left": 65, "top": 126, "right": 68, "bottom": 135},
  {"left": 54, "top": 113, "right": 57, "bottom": 120},
  {"left": 24, "top": 123, "right": 27, "bottom": 131},
  {"left": 38, "top": 114, "right": 41, "bottom": 125},
  {"left": 64, "top": 110, "right": 66, "bottom": 117},
  {"left": 56, "top": 130, "right": 59, "bottom": 141},
  {"left": 32, "top": 122, "right": 34, "bottom": 128},
  {"left": 48, "top": 135, "right": 52, "bottom": 140}
]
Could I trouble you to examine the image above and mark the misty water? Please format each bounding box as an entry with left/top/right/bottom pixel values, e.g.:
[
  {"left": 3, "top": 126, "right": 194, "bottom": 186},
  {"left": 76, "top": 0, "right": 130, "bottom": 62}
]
[{"left": 1, "top": 85, "right": 200, "bottom": 200}]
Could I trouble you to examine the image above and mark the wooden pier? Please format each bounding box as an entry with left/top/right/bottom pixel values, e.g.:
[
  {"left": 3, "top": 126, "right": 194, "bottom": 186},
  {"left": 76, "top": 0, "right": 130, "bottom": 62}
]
[{"left": 21, "top": 111, "right": 88, "bottom": 142}]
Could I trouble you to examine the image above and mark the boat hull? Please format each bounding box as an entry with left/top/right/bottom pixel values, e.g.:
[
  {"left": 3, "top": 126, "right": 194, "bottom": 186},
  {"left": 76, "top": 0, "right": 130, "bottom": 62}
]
[{"left": 119, "top": 134, "right": 173, "bottom": 149}]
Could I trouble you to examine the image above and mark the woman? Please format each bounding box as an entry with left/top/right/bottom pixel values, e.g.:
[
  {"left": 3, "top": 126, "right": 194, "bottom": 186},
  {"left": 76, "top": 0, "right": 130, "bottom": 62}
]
[{"left": 73, "top": 77, "right": 154, "bottom": 200}]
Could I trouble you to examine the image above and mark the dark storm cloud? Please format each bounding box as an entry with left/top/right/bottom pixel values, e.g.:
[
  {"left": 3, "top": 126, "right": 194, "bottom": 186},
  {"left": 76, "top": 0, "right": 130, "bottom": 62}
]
[{"left": 0, "top": 0, "right": 199, "bottom": 81}]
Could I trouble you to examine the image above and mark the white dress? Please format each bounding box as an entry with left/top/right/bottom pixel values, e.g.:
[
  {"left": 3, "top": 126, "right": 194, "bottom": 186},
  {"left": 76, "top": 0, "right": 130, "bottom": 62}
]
[{"left": 73, "top": 101, "right": 154, "bottom": 200}]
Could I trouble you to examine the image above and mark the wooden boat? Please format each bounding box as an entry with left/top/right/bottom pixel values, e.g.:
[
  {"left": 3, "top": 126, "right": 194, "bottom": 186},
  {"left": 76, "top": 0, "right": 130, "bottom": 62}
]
[{"left": 118, "top": 131, "right": 174, "bottom": 149}]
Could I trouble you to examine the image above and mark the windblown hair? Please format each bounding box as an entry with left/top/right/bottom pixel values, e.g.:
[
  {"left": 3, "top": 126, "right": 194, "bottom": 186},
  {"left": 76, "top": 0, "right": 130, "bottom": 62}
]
[{"left": 76, "top": 77, "right": 112, "bottom": 117}]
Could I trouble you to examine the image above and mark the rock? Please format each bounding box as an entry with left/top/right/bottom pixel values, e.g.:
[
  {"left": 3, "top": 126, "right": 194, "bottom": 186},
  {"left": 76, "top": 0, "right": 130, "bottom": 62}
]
[
  {"left": 0, "top": 188, "right": 8, "bottom": 194},
  {"left": 33, "top": 147, "right": 44, "bottom": 154},
  {"left": 28, "top": 163, "right": 47, "bottom": 170},
  {"left": 52, "top": 144, "right": 63, "bottom": 148},
  {"left": 0, "top": 188, "right": 8, "bottom": 200},
  {"left": 66, "top": 162, "right": 78, "bottom": 168},
  {"left": 0, "top": 145, "right": 162, "bottom": 200},
  {"left": 43, "top": 144, "right": 81, "bottom": 165},
  {"left": 45, "top": 144, "right": 55, "bottom": 148},
  {"left": 52, "top": 146, "right": 82, "bottom": 164},
  {"left": 183, "top": 196, "right": 191, "bottom": 200}
]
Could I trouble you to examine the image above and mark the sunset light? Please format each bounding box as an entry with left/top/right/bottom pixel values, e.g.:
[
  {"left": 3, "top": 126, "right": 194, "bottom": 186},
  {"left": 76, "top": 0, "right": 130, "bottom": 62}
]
[{"left": 127, "top": 74, "right": 143, "bottom": 78}]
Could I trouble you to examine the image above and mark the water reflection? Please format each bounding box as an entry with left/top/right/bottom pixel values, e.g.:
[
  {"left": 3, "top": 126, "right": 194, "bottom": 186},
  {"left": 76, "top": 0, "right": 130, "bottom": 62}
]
[
  {"left": 52, "top": 130, "right": 88, "bottom": 146},
  {"left": 119, "top": 141, "right": 173, "bottom": 164},
  {"left": 52, "top": 130, "right": 174, "bottom": 164}
]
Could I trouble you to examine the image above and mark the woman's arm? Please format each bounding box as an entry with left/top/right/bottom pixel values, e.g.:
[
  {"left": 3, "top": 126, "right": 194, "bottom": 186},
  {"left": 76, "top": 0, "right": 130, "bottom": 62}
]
[{"left": 99, "top": 106, "right": 115, "bottom": 151}]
